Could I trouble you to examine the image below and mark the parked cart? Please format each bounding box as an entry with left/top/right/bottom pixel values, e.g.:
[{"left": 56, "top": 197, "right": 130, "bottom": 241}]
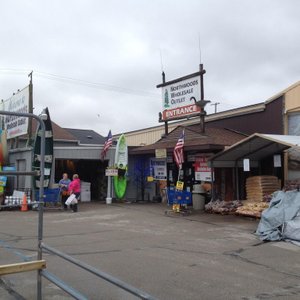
[
  {"left": 35, "top": 188, "right": 61, "bottom": 209},
  {"left": 165, "top": 187, "right": 192, "bottom": 216}
]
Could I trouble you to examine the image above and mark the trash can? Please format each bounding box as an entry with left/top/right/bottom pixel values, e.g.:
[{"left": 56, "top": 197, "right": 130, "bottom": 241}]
[{"left": 192, "top": 184, "right": 205, "bottom": 210}]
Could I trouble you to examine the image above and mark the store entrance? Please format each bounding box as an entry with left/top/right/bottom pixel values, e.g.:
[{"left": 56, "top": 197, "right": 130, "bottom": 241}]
[{"left": 55, "top": 159, "right": 108, "bottom": 201}]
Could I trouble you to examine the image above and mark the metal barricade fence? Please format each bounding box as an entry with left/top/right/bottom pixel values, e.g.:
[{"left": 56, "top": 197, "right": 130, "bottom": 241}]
[
  {"left": 0, "top": 111, "right": 157, "bottom": 300},
  {"left": 41, "top": 243, "right": 157, "bottom": 300}
]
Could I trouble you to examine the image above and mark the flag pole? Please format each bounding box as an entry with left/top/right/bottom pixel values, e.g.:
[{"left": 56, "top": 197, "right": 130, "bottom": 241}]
[
  {"left": 177, "top": 164, "right": 181, "bottom": 182},
  {"left": 101, "top": 130, "right": 113, "bottom": 204}
]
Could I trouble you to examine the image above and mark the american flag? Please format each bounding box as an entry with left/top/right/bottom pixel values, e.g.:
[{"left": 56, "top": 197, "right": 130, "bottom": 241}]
[
  {"left": 173, "top": 129, "right": 185, "bottom": 168},
  {"left": 101, "top": 130, "right": 113, "bottom": 160}
]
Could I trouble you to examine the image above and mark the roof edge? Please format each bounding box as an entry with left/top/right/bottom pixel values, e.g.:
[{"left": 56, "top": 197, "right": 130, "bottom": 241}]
[{"left": 265, "top": 81, "right": 300, "bottom": 103}]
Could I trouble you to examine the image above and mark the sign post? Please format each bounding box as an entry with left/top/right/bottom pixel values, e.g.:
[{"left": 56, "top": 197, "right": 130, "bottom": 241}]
[{"left": 157, "top": 64, "right": 208, "bottom": 135}]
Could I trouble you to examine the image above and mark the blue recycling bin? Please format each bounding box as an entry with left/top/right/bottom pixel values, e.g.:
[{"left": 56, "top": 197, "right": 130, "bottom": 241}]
[{"left": 35, "top": 188, "right": 60, "bottom": 203}]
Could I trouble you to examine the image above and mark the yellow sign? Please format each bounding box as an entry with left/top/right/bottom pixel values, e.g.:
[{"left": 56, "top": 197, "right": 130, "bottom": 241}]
[
  {"left": 155, "top": 149, "right": 167, "bottom": 158},
  {"left": 147, "top": 176, "right": 154, "bottom": 182},
  {"left": 176, "top": 181, "right": 184, "bottom": 190}
]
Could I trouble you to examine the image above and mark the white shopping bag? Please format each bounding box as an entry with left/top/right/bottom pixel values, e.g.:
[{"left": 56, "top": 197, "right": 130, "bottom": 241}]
[{"left": 65, "top": 194, "right": 77, "bottom": 205}]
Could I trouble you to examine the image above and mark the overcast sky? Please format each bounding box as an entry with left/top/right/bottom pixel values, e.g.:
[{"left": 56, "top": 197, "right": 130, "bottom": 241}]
[{"left": 0, "top": 0, "right": 299, "bottom": 136}]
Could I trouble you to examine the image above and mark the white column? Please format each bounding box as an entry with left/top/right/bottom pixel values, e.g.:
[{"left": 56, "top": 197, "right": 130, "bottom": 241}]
[{"left": 106, "top": 175, "right": 112, "bottom": 204}]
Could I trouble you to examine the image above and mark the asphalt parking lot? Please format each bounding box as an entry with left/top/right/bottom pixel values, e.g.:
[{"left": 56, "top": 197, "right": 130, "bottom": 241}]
[{"left": 1, "top": 202, "right": 300, "bottom": 300}]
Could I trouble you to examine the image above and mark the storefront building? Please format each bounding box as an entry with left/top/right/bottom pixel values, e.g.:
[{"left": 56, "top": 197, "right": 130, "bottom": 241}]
[
  {"left": 127, "top": 81, "right": 300, "bottom": 203},
  {"left": 3, "top": 81, "right": 300, "bottom": 203},
  {"left": 6, "top": 120, "right": 114, "bottom": 201},
  {"left": 129, "top": 124, "right": 246, "bottom": 202}
]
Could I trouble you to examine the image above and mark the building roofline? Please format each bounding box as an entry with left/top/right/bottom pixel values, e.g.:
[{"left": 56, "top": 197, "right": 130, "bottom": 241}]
[
  {"left": 114, "top": 80, "right": 300, "bottom": 137},
  {"left": 113, "top": 102, "right": 266, "bottom": 137},
  {"left": 54, "top": 146, "right": 115, "bottom": 150},
  {"left": 265, "top": 80, "right": 300, "bottom": 103}
]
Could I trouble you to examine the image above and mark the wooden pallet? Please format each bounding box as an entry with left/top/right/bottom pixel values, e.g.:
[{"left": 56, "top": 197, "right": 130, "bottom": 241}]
[{"left": 246, "top": 176, "right": 280, "bottom": 202}]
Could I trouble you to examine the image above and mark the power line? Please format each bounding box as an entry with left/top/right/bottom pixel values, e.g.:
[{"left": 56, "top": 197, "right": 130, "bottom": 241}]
[{"left": 0, "top": 68, "right": 159, "bottom": 98}]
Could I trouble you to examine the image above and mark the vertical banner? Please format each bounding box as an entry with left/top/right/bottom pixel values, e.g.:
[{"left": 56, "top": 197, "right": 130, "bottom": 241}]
[
  {"left": 3, "top": 86, "right": 29, "bottom": 139},
  {"left": 0, "top": 129, "right": 8, "bottom": 164},
  {"left": 194, "top": 155, "right": 214, "bottom": 181}
]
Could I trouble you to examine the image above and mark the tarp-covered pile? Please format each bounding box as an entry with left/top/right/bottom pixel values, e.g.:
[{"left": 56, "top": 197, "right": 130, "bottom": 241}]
[{"left": 256, "top": 190, "right": 300, "bottom": 245}]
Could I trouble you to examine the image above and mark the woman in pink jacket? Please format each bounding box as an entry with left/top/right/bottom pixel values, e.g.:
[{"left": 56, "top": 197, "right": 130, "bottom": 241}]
[{"left": 68, "top": 174, "right": 81, "bottom": 212}]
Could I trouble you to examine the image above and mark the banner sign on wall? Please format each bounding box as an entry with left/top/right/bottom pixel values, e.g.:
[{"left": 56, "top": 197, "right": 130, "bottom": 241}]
[
  {"left": 159, "top": 74, "right": 201, "bottom": 121},
  {"left": 155, "top": 148, "right": 167, "bottom": 158},
  {"left": 150, "top": 158, "right": 167, "bottom": 180},
  {"left": 243, "top": 158, "right": 250, "bottom": 172},
  {"left": 194, "top": 155, "right": 214, "bottom": 182},
  {"left": 3, "top": 86, "right": 29, "bottom": 139}
]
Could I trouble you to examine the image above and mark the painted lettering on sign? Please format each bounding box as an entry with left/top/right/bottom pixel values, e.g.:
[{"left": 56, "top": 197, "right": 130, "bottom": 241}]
[
  {"left": 162, "top": 104, "right": 200, "bottom": 120},
  {"left": 161, "top": 75, "right": 201, "bottom": 121}
]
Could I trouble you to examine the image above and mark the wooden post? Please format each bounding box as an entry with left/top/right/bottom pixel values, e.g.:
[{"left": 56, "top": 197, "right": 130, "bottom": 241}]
[
  {"left": 0, "top": 260, "right": 46, "bottom": 276},
  {"left": 199, "top": 64, "right": 205, "bottom": 133},
  {"left": 162, "top": 71, "right": 169, "bottom": 136},
  {"left": 200, "top": 64, "right": 204, "bottom": 101}
]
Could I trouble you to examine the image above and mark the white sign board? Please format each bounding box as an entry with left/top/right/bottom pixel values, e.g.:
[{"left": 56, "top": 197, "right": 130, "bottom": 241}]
[
  {"left": 3, "top": 86, "right": 29, "bottom": 139},
  {"left": 161, "top": 75, "right": 201, "bottom": 121},
  {"left": 194, "top": 155, "right": 214, "bottom": 182},
  {"left": 105, "top": 168, "right": 118, "bottom": 176},
  {"left": 155, "top": 148, "right": 167, "bottom": 158},
  {"left": 243, "top": 158, "right": 250, "bottom": 171},
  {"left": 273, "top": 155, "right": 281, "bottom": 167},
  {"left": 195, "top": 172, "right": 212, "bottom": 182},
  {"left": 150, "top": 158, "right": 167, "bottom": 180}
]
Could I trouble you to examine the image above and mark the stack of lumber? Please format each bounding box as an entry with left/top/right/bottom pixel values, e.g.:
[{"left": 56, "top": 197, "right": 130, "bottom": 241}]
[
  {"left": 205, "top": 200, "right": 243, "bottom": 215},
  {"left": 236, "top": 200, "right": 269, "bottom": 218},
  {"left": 235, "top": 176, "right": 280, "bottom": 218},
  {"left": 246, "top": 176, "right": 280, "bottom": 202}
]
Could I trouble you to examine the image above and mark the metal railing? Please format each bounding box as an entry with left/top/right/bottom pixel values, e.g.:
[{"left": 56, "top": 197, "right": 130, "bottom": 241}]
[
  {"left": 0, "top": 110, "right": 157, "bottom": 299},
  {"left": 0, "top": 110, "right": 46, "bottom": 299},
  {"left": 41, "top": 243, "right": 156, "bottom": 300}
]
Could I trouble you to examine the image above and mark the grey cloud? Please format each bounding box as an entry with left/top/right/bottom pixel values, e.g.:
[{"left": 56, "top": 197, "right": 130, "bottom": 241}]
[{"left": 1, "top": 0, "right": 299, "bottom": 132}]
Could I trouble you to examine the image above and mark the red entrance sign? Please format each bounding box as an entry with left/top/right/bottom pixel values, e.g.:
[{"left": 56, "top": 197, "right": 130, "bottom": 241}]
[{"left": 162, "top": 104, "right": 201, "bottom": 121}]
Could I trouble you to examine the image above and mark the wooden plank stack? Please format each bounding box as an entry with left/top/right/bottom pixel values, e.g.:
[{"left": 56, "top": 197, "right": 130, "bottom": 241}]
[
  {"left": 236, "top": 201, "right": 269, "bottom": 218},
  {"left": 246, "top": 175, "right": 280, "bottom": 202}
]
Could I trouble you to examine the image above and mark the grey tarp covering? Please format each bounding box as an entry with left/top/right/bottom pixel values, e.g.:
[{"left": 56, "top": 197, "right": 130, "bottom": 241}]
[
  {"left": 256, "top": 190, "right": 300, "bottom": 242},
  {"left": 283, "top": 214, "right": 300, "bottom": 245}
]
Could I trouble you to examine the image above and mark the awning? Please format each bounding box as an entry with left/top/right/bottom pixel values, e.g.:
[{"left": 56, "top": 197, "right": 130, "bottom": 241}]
[{"left": 209, "top": 133, "right": 300, "bottom": 167}]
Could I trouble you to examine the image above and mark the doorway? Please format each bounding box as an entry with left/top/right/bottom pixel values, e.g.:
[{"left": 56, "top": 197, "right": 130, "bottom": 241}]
[{"left": 55, "top": 159, "right": 108, "bottom": 200}]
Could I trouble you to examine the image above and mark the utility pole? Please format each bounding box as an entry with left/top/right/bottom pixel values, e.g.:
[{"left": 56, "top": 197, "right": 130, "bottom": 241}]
[
  {"left": 161, "top": 71, "right": 168, "bottom": 136},
  {"left": 211, "top": 102, "right": 220, "bottom": 113},
  {"left": 200, "top": 64, "right": 204, "bottom": 101},
  {"left": 28, "top": 71, "right": 33, "bottom": 145},
  {"left": 199, "top": 64, "right": 210, "bottom": 133}
]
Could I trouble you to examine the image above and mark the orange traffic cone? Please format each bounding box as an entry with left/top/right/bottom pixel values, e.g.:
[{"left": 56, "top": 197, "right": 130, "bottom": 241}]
[{"left": 21, "top": 194, "right": 28, "bottom": 212}]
